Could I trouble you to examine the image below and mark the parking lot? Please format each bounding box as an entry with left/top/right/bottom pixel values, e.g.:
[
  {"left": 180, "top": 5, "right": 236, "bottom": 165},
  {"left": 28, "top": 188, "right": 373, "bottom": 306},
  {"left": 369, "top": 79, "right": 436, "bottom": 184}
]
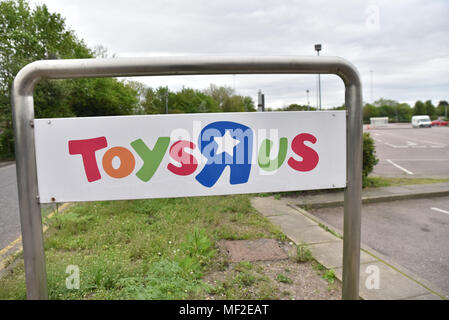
[
  {"left": 367, "top": 123, "right": 449, "bottom": 178},
  {"left": 310, "top": 196, "right": 449, "bottom": 296}
]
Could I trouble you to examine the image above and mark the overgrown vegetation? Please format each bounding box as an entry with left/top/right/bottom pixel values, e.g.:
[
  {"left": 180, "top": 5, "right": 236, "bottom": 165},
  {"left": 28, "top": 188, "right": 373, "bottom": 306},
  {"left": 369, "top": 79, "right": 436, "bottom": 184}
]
[
  {"left": 362, "top": 176, "right": 449, "bottom": 188},
  {"left": 295, "top": 243, "right": 313, "bottom": 263},
  {"left": 362, "top": 132, "right": 379, "bottom": 183},
  {"left": 0, "top": 195, "right": 285, "bottom": 299}
]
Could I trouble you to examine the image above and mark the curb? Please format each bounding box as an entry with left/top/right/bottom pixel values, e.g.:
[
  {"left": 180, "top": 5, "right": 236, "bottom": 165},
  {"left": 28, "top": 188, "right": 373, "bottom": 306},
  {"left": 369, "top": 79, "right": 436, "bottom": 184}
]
[
  {"left": 0, "top": 202, "right": 71, "bottom": 278},
  {"left": 251, "top": 196, "right": 448, "bottom": 300},
  {"left": 289, "top": 204, "right": 448, "bottom": 300},
  {"left": 296, "top": 189, "right": 449, "bottom": 210}
]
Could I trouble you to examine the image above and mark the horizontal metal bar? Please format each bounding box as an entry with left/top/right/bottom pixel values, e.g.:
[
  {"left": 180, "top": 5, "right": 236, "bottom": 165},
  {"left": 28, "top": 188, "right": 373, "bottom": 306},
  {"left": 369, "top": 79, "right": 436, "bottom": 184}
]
[{"left": 14, "top": 56, "right": 360, "bottom": 95}]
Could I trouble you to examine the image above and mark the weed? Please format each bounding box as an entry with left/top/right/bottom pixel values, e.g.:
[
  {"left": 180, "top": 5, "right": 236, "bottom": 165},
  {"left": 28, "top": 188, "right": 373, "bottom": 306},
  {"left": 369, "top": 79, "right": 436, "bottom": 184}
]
[
  {"left": 322, "top": 269, "right": 336, "bottom": 284},
  {"left": 295, "top": 243, "right": 313, "bottom": 263},
  {"left": 275, "top": 273, "right": 293, "bottom": 284}
]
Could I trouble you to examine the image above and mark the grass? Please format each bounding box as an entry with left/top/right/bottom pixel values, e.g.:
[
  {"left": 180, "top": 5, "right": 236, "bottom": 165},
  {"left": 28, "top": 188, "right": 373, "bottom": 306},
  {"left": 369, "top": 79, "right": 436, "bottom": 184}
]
[
  {"left": 275, "top": 273, "right": 293, "bottom": 284},
  {"left": 362, "top": 176, "right": 449, "bottom": 188},
  {"left": 265, "top": 176, "right": 449, "bottom": 200},
  {"left": 0, "top": 194, "right": 284, "bottom": 300},
  {"left": 295, "top": 243, "right": 313, "bottom": 263},
  {"left": 207, "top": 262, "right": 278, "bottom": 299}
]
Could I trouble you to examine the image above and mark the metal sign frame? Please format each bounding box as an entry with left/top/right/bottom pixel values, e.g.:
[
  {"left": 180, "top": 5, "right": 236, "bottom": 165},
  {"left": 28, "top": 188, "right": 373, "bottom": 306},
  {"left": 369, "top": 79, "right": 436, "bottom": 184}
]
[{"left": 12, "top": 56, "right": 362, "bottom": 300}]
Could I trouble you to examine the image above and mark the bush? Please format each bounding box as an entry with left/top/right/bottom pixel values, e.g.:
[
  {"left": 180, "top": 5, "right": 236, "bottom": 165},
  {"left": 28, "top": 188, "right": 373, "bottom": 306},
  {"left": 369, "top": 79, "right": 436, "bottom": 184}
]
[{"left": 363, "top": 132, "right": 379, "bottom": 183}]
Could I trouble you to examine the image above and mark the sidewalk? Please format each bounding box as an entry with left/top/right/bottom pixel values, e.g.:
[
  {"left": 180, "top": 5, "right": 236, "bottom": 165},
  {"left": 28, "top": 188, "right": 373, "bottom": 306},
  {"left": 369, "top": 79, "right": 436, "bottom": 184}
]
[
  {"left": 251, "top": 189, "right": 448, "bottom": 300},
  {"left": 291, "top": 182, "right": 449, "bottom": 209}
]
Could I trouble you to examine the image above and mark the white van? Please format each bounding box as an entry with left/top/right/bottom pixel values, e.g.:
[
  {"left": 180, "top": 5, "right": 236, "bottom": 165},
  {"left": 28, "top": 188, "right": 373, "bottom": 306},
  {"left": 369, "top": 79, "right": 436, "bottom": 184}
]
[{"left": 411, "top": 115, "right": 431, "bottom": 128}]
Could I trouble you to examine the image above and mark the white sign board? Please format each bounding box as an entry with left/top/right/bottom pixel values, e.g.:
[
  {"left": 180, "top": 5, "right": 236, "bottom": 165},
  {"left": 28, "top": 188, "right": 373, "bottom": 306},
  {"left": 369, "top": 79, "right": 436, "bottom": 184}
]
[{"left": 34, "top": 111, "right": 346, "bottom": 203}]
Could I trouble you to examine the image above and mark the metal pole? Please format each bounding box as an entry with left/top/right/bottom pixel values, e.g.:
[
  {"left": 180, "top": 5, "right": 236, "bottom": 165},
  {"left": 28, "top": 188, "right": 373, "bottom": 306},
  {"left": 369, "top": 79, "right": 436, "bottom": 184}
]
[
  {"left": 318, "top": 72, "right": 322, "bottom": 110},
  {"left": 306, "top": 89, "right": 310, "bottom": 111},
  {"left": 12, "top": 56, "right": 362, "bottom": 299},
  {"left": 261, "top": 94, "right": 265, "bottom": 112},
  {"left": 342, "top": 79, "right": 363, "bottom": 300},
  {"left": 257, "top": 90, "right": 263, "bottom": 112},
  {"left": 165, "top": 86, "right": 168, "bottom": 114},
  {"left": 370, "top": 70, "right": 374, "bottom": 103},
  {"left": 11, "top": 83, "right": 48, "bottom": 299},
  {"left": 315, "top": 44, "right": 322, "bottom": 110}
]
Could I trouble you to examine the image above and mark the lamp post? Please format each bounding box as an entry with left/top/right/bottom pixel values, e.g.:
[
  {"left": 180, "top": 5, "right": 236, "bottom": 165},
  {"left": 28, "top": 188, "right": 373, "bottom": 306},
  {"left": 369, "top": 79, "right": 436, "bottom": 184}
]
[
  {"left": 165, "top": 86, "right": 169, "bottom": 114},
  {"left": 315, "top": 44, "right": 322, "bottom": 110},
  {"left": 306, "top": 89, "right": 310, "bottom": 111}
]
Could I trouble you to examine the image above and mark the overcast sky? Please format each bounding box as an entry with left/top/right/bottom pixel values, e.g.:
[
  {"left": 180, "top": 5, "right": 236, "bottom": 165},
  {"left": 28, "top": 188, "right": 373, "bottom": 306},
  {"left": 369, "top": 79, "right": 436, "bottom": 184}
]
[{"left": 29, "top": 0, "right": 449, "bottom": 109}]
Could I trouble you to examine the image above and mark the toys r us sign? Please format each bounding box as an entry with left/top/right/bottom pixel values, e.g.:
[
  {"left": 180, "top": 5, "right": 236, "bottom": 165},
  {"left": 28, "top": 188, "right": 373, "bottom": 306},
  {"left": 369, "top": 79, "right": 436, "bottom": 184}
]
[{"left": 34, "top": 111, "right": 346, "bottom": 203}]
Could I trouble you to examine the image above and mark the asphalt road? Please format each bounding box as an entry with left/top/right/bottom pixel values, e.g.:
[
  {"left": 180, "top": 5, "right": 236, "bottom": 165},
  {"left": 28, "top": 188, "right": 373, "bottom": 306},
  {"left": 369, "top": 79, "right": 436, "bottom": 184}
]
[
  {"left": 368, "top": 124, "right": 449, "bottom": 178},
  {"left": 310, "top": 196, "right": 449, "bottom": 295},
  {"left": 0, "top": 164, "right": 21, "bottom": 254}
]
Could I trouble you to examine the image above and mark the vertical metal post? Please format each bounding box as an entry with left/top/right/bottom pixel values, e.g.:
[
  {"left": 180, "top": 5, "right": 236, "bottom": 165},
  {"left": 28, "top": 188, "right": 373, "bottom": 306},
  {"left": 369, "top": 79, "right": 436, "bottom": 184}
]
[
  {"left": 306, "top": 89, "right": 310, "bottom": 111},
  {"left": 165, "top": 86, "right": 169, "bottom": 114},
  {"left": 257, "top": 90, "right": 263, "bottom": 112},
  {"left": 11, "top": 86, "right": 48, "bottom": 300},
  {"left": 342, "top": 81, "right": 363, "bottom": 300}
]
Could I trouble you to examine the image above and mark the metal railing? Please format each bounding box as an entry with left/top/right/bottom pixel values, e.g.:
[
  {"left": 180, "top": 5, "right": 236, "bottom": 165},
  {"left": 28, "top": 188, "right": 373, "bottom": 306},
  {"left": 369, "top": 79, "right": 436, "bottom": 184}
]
[{"left": 12, "top": 56, "right": 363, "bottom": 300}]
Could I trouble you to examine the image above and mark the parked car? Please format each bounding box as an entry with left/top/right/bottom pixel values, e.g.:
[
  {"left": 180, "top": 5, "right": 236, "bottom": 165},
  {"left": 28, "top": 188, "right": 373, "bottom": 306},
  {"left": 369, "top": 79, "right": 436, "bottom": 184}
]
[
  {"left": 431, "top": 119, "right": 449, "bottom": 126},
  {"left": 411, "top": 115, "right": 432, "bottom": 128}
]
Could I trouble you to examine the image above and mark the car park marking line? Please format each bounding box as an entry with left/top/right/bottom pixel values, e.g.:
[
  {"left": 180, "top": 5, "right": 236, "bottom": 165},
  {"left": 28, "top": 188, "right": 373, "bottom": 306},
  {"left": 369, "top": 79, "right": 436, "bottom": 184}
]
[
  {"left": 431, "top": 207, "right": 449, "bottom": 215},
  {"left": 385, "top": 143, "right": 408, "bottom": 148},
  {"left": 375, "top": 131, "right": 446, "bottom": 148},
  {"left": 386, "top": 159, "right": 414, "bottom": 175}
]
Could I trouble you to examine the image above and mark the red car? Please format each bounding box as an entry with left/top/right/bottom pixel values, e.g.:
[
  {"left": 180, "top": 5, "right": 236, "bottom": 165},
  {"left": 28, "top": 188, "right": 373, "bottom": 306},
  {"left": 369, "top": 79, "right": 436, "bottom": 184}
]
[{"left": 431, "top": 119, "right": 449, "bottom": 126}]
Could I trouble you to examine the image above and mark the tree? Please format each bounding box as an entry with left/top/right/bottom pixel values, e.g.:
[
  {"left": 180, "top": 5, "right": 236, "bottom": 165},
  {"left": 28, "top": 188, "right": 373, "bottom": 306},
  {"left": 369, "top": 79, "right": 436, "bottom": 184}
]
[
  {"left": 363, "top": 103, "right": 378, "bottom": 122},
  {"left": 68, "top": 78, "right": 138, "bottom": 117},
  {"left": 0, "top": 0, "right": 92, "bottom": 156},
  {"left": 203, "top": 84, "right": 255, "bottom": 113},
  {"left": 396, "top": 103, "right": 412, "bottom": 122},
  {"left": 413, "top": 100, "right": 426, "bottom": 116},
  {"left": 0, "top": 0, "right": 139, "bottom": 157},
  {"left": 424, "top": 100, "right": 435, "bottom": 118},
  {"left": 363, "top": 132, "right": 379, "bottom": 181},
  {"left": 283, "top": 104, "right": 316, "bottom": 111},
  {"left": 437, "top": 100, "right": 448, "bottom": 119}
]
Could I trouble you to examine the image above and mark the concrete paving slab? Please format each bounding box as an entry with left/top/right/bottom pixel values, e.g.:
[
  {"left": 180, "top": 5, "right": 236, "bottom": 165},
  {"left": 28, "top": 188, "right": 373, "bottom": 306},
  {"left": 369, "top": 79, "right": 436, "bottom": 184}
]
[
  {"left": 267, "top": 212, "right": 317, "bottom": 231},
  {"left": 273, "top": 224, "right": 339, "bottom": 245},
  {"left": 308, "top": 241, "right": 377, "bottom": 270},
  {"left": 251, "top": 197, "right": 306, "bottom": 217},
  {"left": 404, "top": 293, "right": 443, "bottom": 300},
  {"left": 333, "top": 261, "right": 431, "bottom": 300}
]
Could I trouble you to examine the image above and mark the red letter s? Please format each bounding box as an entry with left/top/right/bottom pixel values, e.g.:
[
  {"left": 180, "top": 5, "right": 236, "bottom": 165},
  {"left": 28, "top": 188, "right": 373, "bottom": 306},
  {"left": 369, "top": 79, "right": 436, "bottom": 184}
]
[
  {"left": 167, "top": 140, "right": 198, "bottom": 176},
  {"left": 287, "top": 133, "right": 319, "bottom": 172}
]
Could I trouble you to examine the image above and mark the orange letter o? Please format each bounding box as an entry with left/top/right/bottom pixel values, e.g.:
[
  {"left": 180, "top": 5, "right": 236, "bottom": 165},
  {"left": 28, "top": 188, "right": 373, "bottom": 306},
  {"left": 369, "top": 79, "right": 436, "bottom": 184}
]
[{"left": 102, "top": 147, "right": 135, "bottom": 179}]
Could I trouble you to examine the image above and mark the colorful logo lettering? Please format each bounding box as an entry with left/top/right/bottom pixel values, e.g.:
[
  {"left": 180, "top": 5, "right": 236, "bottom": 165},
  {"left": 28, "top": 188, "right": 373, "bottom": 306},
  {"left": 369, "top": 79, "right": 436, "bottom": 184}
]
[{"left": 68, "top": 121, "right": 319, "bottom": 188}]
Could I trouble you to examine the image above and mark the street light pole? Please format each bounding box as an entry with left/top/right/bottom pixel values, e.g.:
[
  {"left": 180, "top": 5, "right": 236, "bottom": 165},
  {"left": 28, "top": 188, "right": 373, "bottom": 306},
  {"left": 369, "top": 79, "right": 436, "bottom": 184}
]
[
  {"left": 306, "top": 89, "right": 310, "bottom": 111},
  {"left": 165, "top": 86, "right": 169, "bottom": 114},
  {"left": 315, "top": 44, "right": 322, "bottom": 110}
]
